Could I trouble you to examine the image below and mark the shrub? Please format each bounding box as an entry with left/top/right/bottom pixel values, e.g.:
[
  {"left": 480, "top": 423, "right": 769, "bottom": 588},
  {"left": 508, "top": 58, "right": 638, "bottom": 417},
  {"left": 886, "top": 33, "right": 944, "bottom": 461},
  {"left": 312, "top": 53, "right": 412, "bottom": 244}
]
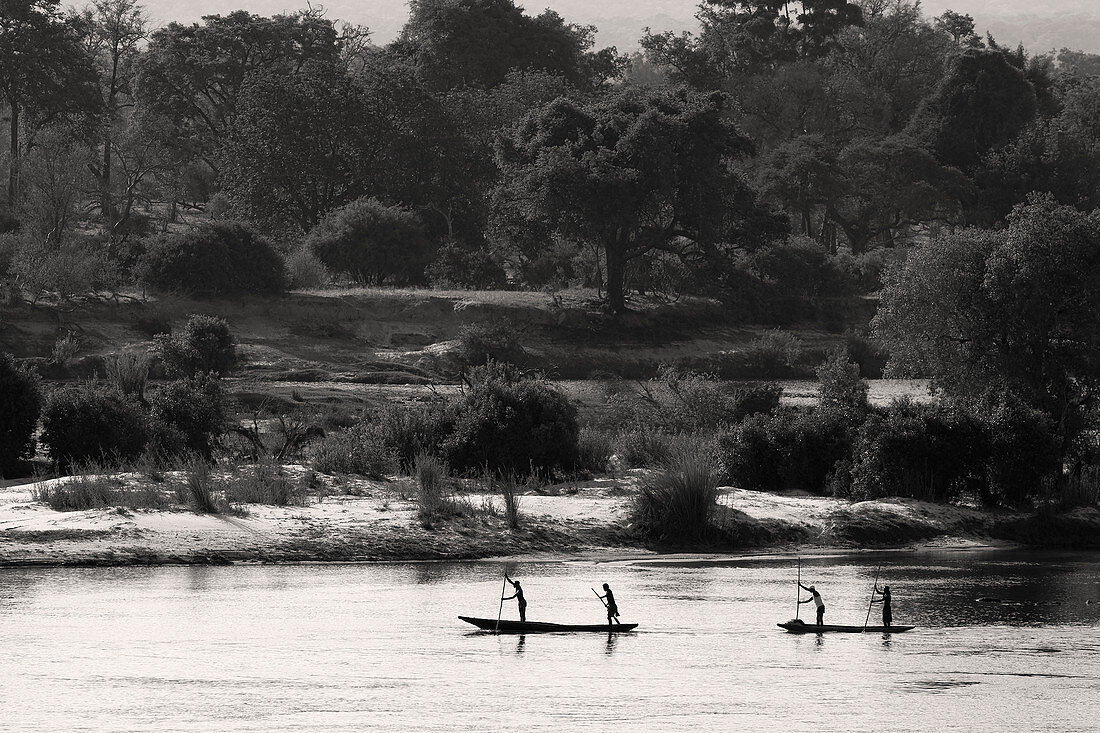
[
  {"left": 184, "top": 458, "right": 221, "bottom": 513},
  {"left": 426, "top": 240, "right": 508, "bottom": 288},
  {"left": 369, "top": 404, "right": 446, "bottom": 472},
  {"left": 456, "top": 323, "right": 526, "bottom": 367},
  {"left": 51, "top": 332, "right": 81, "bottom": 367},
  {"left": 0, "top": 352, "right": 42, "bottom": 475},
  {"left": 576, "top": 426, "right": 614, "bottom": 473},
  {"left": 10, "top": 236, "right": 121, "bottom": 301},
  {"left": 719, "top": 408, "right": 853, "bottom": 495},
  {"left": 816, "top": 348, "right": 868, "bottom": 417},
  {"left": 415, "top": 452, "right": 449, "bottom": 521},
  {"left": 106, "top": 350, "right": 150, "bottom": 401},
  {"left": 313, "top": 427, "right": 395, "bottom": 478},
  {"left": 154, "top": 314, "right": 237, "bottom": 377},
  {"left": 40, "top": 382, "right": 149, "bottom": 467},
  {"left": 979, "top": 394, "right": 1060, "bottom": 508},
  {"left": 713, "top": 330, "right": 808, "bottom": 379},
  {"left": 132, "top": 309, "right": 172, "bottom": 338},
  {"left": 498, "top": 474, "right": 523, "bottom": 529},
  {"left": 632, "top": 451, "right": 721, "bottom": 542},
  {"left": 149, "top": 375, "right": 230, "bottom": 459},
  {"left": 225, "top": 458, "right": 307, "bottom": 506},
  {"left": 32, "top": 464, "right": 169, "bottom": 511},
  {"left": 615, "top": 425, "right": 676, "bottom": 468},
  {"left": 845, "top": 330, "right": 890, "bottom": 379},
  {"left": 307, "top": 197, "right": 432, "bottom": 285},
  {"left": 442, "top": 368, "right": 579, "bottom": 476},
  {"left": 284, "top": 245, "right": 330, "bottom": 289},
  {"left": 848, "top": 399, "right": 989, "bottom": 503},
  {"left": 137, "top": 222, "right": 288, "bottom": 295}
]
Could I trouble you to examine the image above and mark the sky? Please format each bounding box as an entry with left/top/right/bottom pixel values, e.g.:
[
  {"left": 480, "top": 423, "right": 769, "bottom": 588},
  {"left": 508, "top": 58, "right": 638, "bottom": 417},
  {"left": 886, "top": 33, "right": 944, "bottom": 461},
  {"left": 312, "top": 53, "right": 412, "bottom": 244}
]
[{"left": 138, "top": 1, "right": 1100, "bottom": 54}]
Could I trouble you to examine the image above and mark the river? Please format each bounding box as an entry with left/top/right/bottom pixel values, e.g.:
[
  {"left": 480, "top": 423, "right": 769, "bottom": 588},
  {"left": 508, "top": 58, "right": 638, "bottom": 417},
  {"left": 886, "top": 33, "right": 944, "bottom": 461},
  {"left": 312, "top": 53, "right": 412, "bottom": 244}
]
[{"left": 1, "top": 549, "right": 1098, "bottom": 732}]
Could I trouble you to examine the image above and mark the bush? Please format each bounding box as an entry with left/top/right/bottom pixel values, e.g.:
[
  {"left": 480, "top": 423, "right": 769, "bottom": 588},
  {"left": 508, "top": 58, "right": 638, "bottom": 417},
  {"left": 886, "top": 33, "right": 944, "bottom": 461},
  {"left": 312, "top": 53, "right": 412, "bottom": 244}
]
[
  {"left": 456, "top": 323, "right": 526, "bottom": 367},
  {"left": 845, "top": 330, "right": 890, "bottom": 378},
  {"left": 306, "top": 198, "right": 432, "bottom": 285},
  {"left": 368, "top": 404, "right": 445, "bottom": 472},
  {"left": 9, "top": 235, "right": 121, "bottom": 300},
  {"left": 848, "top": 399, "right": 989, "bottom": 502},
  {"left": 816, "top": 348, "right": 868, "bottom": 417},
  {"left": 225, "top": 458, "right": 307, "bottom": 506},
  {"left": 40, "top": 382, "right": 149, "bottom": 467},
  {"left": 426, "top": 240, "right": 508, "bottom": 288},
  {"left": 106, "top": 350, "right": 150, "bottom": 401},
  {"left": 137, "top": 222, "right": 288, "bottom": 295},
  {"left": 313, "top": 427, "right": 395, "bottom": 478},
  {"left": 713, "top": 330, "right": 809, "bottom": 379},
  {"left": 979, "top": 394, "right": 1060, "bottom": 508},
  {"left": 154, "top": 314, "right": 237, "bottom": 377},
  {"left": 132, "top": 309, "right": 172, "bottom": 338},
  {"left": 149, "top": 375, "right": 230, "bottom": 459},
  {"left": 615, "top": 425, "right": 676, "bottom": 468},
  {"left": 632, "top": 451, "right": 721, "bottom": 542},
  {"left": 720, "top": 408, "right": 853, "bottom": 495},
  {"left": 442, "top": 367, "right": 579, "bottom": 476},
  {"left": 576, "top": 426, "right": 614, "bottom": 473},
  {"left": 284, "top": 246, "right": 330, "bottom": 289},
  {"left": 415, "top": 452, "right": 449, "bottom": 521},
  {"left": 0, "top": 352, "right": 42, "bottom": 475}
]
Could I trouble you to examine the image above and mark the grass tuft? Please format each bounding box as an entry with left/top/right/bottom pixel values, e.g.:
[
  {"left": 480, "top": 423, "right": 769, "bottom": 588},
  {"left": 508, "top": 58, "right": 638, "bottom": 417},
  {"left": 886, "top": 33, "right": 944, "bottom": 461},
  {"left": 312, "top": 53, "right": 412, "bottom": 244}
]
[{"left": 632, "top": 451, "right": 721, "bottom": 542}]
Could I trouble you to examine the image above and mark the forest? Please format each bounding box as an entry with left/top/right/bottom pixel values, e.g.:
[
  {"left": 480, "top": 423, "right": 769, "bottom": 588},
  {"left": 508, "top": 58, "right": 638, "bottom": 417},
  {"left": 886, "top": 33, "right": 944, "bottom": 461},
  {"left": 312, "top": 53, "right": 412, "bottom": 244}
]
[{"left": 0, "top": 0, "right": 1097, "bottom": 537}]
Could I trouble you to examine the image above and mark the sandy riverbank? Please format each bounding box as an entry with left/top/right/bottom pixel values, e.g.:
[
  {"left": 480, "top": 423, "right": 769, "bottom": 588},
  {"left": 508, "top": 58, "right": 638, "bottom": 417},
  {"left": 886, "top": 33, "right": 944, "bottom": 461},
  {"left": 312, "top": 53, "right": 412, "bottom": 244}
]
[{"left": 3, "top": 468, "right": 1098, "bottom": 567}]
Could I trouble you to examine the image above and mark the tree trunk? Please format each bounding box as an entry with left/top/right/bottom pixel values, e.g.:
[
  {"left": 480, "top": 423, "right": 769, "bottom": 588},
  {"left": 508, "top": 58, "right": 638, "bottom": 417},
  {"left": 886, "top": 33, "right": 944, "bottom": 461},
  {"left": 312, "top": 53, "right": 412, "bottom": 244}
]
[
  {"left": 7, "top": 102, "right": 18, "bottom": 208},
  {"left": 101, "top": 131, "right": 114, "bottom": 234},
  {"left": 605, "top": 243, "right": 626, "bottom": 314}
]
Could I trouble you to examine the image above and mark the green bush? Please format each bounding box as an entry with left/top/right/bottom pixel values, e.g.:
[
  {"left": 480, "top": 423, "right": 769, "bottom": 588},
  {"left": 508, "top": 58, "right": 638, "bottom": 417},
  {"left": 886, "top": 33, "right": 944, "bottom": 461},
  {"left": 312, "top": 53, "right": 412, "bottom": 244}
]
[
  {"left": 154, "top": 314, "right": 237, "bottom": 378},
  {"left": 719, "top": 408, "right": 853, "bottom": 495},
  {"left": 368, "top": 404, "right": 445, "bottom": 472},
  {"left": 307, "top": 197, "right": 432, "bottom": 285},
  {"left": 137, "top": 222, "right": 287, "bottom": 295},
  {"left": 284, "top": 245, "right": 329, "bottom": 289},
  {"left": 848, "top": 399, "right": 989, "bottom": 502},
  {"left": 979, "top": 395, "right": 1060, "bottom": 508},
  {"left": 713, "top": 330, "right": 809, "bottom": 379},
  {"left": 40, "top": 382, "right": 149, "bottom": 467},
  {"left": 442, "top": 368, "right": 579, "bottom": 476},
  {"left": 149, "top": 375, "right": 230, "bottom": 459},
  {"left": 816, "top": 348, "right": 868, "bottom": 417},
  {"left": 0, "top": 352, "right": 42, "bottom": 475}
]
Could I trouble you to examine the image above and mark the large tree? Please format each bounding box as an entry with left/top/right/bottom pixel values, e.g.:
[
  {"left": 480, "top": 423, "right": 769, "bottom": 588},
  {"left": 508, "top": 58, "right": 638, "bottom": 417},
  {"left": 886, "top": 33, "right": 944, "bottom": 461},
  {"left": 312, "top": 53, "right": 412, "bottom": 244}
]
[
  {"left": 134, "top": 10, "right": 343, "bottom": 180},
  {"left": 494, "top": 86, "right": 786, "bottom": 314},
  {"left": 0, "top": 0, "right": 98, "bottom": 207},
  {"left": 393, "top": 0, "right": 621, "bottom": 92},
  {"left": 874, "top": 194, "right": 1100, "bottom": 471}
]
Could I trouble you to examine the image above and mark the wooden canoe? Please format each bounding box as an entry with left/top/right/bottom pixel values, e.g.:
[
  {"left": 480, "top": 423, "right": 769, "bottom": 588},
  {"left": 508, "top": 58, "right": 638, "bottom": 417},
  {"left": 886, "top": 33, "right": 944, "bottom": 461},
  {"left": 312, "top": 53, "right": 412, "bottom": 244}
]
[
  {"left": 459, "top": 616, "right": 638, "bottom": 633},
  {"left": 778, "top": 620, "right": 914, "bottom": 634}
]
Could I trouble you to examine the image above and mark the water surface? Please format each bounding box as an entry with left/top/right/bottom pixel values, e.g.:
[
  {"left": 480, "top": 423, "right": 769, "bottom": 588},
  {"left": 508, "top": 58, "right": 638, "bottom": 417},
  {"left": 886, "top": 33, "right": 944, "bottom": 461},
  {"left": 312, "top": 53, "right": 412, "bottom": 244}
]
[{"left": 1, "top": 549, "right": 1098, "bottom": 732}]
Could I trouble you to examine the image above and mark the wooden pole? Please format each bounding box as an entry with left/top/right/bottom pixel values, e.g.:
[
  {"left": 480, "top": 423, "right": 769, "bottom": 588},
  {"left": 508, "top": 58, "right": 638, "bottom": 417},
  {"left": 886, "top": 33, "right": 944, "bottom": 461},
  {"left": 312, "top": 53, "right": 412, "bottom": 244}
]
[
  {"left": 795, "top": 557, "right": 801, "bottom": 620},
  {"left": 863, "top": 570, "right": 880, "bottom": 632},
  {"left": 496, "top": 575, "right": 508, "bottom": 633},
  {"left": 592, "top": 587, "right": 607, "bottom": 607}
]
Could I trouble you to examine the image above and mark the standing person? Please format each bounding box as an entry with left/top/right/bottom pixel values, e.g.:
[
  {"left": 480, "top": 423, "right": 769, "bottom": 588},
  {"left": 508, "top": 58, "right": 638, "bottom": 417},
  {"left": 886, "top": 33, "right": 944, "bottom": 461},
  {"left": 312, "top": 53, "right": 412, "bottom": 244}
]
[
  {"left": 870, "top": 584, "right": 892, "bottom": 628},
  {"left": 597, "top": 583, "right": 621, "bottom": 626},
  {"left": 799, "top": 583, "right": 826, "bottom": 627},
  {"left": 503, "top": 574, "right": 527, "bottom": 622}
]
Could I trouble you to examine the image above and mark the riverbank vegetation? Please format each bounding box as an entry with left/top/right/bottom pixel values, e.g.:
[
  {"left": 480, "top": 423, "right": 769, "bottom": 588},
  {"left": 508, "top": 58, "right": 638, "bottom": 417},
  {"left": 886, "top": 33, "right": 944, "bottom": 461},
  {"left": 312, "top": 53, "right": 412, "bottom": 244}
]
[{"left": 1, "top": 0, "right": 1099, "bottom": 559}]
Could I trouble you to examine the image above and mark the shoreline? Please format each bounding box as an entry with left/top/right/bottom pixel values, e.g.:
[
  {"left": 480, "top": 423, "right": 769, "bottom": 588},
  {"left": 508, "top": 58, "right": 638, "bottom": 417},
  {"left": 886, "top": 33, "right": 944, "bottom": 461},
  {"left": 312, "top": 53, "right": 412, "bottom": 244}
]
[{"left": 3, "top": 469, "right": 1098, "bottom": 568}]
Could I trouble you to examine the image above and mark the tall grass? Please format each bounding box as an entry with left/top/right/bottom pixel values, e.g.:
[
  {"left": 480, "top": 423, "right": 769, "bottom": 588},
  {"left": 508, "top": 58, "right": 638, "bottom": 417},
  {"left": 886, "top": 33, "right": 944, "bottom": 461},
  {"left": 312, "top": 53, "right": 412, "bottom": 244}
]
[
  {"left": 576, "top": 426, "right": 614, "bottom": 473},
  {"left": 498, "top": 474, "right": 523, "bottom": 529},
  {"left": 31, "top": 461, "right": 169, "bottom": 511},
  {"left": 415, "top": 452, "right": 449, "bottom": 522},
  {"left": 312, "top": 427, "right": 395, "bottom": 478},
  {"left": 632, "top": 451, "right": 721, "bottom": 542},
  {"left": 224, "top": 458, "right": 308, "bottom": 506},
  {"left": 106, "top": 350, "right": 150, "bottom": 401},
  {"left": 184, "top": 458, "right": 221, "bottom": 513}
]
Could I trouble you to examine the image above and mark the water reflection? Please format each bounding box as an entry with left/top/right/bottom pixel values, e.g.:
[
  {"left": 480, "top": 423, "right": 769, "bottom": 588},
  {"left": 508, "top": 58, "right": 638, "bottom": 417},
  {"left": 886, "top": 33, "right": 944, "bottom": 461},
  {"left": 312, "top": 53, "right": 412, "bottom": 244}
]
[
  {"left": 515, "top": 634, "right": 526, "bottom": 655},
  {"left": 605, "top": 632, "right": 617, "bottom": 656}
]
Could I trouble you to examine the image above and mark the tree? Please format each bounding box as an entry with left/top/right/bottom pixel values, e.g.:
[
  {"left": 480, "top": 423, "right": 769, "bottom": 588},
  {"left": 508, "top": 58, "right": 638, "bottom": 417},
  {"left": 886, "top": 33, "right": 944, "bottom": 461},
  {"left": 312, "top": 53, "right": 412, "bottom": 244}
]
[
  {"left": 81, "top": 0, "right": 145, "bottom": 236},
  {"left": 933, "top": 10, "right": 982, "bottom": 48},
  {"left": 393, "top": 0, "right": 622, "bottom": 92},
  {"left": 873, "top": 194, "right": 1100, "bottom": 473},
  {"left": 134, "top": 11, "right": 342, "bottom": 181},
  {"left": 495, "top": 87, "right": 786, "bottom": 314},
  {"left": 0, "top": 0, "right": 99, "bottom": 206},
  {"left": 907, "top": 48, "right": 1037, "bottom": 175}
]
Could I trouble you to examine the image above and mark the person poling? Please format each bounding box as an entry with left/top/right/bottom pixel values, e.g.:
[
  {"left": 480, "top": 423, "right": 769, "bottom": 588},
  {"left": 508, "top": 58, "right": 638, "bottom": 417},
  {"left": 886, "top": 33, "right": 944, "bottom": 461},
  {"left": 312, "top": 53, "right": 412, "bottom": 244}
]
[
  {"left": 869, "top": 584, "right": 893, "bottom": 628},
  {"left": 593, "top": 583, "right": 621, "bottom": 626},
  {"left": 799, "top": 583, "right": 826, "bottom": 627},
  {"left": 502, "top": 573, "right": 527, "bottom": 622}
]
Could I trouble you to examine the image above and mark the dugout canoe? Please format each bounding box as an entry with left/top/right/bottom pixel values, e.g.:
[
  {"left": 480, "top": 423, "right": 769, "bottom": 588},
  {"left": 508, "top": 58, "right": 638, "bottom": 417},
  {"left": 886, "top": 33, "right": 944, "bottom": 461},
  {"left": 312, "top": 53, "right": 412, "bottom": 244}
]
[
  {"left": 778, "top": 620, "right": 914, "bottom": 634},
  {"left": 459, "top": 616, "right": 638, "bottom": 633}
]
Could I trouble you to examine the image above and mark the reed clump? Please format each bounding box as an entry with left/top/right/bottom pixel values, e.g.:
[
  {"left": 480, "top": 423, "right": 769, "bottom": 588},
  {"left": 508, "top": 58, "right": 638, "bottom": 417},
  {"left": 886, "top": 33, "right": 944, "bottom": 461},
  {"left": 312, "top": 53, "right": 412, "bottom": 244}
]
[{"left": 632, "top": 450, "right": 721, "bottom": 542}]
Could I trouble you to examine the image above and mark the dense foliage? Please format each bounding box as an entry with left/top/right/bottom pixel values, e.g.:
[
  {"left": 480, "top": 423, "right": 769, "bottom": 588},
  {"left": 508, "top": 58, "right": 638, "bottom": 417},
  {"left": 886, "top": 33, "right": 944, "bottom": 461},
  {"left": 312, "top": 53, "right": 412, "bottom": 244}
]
[
  {"left": 153, "top": 314, "right": 237, "bottom": 378},
  {"left": 40, "top": 382, "right": 148, "bottom": 467},
  {"left": 138, "top": 222, "right": 287, "bottom": 295},
  {"left": 306, "top": 198, "right": 433, "bottom": 284},
  {"left": 0, "top": 352, "right": 42, "bottom": 474}
]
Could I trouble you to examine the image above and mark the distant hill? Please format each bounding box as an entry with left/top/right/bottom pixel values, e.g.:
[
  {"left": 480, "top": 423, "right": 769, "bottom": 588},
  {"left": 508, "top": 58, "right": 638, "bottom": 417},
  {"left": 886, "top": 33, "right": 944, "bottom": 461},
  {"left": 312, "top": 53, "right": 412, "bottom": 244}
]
[{"left": 137, "top": 0, "right": 1100, "bottom": 54}]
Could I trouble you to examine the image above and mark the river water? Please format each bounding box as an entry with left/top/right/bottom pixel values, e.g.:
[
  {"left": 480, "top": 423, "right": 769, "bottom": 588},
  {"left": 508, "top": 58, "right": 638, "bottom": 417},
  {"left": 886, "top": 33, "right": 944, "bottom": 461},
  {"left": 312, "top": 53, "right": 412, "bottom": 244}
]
[{"left": 1, "top": 550, "right": 1098, "bottom": 732}]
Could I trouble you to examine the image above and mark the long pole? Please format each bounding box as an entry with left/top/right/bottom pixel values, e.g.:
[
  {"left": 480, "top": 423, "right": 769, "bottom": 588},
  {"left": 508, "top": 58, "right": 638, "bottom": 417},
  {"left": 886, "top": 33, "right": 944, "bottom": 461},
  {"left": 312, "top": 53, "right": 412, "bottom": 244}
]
[
  {"left": 592, "top": 588, "right": 607, "bottom": 607},
  {"left": 863, "top": 570, "right": 880, "bottom": 632},
  {"left": 496, "top": 575, "right": 508, "bottom": 632},
  {"left": 795, "top": 557, "right": 801, "bottom": 620}
]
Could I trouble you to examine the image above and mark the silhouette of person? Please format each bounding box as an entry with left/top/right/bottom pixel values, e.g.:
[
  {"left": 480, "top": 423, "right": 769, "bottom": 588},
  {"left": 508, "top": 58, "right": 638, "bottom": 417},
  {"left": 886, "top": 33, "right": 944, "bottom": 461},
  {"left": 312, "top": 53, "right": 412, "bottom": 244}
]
[
  {"left": 503, "top": 574, "right": 527, "bottom": 622},
  {"left": 799, "top": 583, "right": 826, "bottom": 627},
  {"left": 870, "top": 584, "right": 892, "bottom": 628},
  {"left": 597, "top": 583, "right": 621, "bottom": 625}
]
